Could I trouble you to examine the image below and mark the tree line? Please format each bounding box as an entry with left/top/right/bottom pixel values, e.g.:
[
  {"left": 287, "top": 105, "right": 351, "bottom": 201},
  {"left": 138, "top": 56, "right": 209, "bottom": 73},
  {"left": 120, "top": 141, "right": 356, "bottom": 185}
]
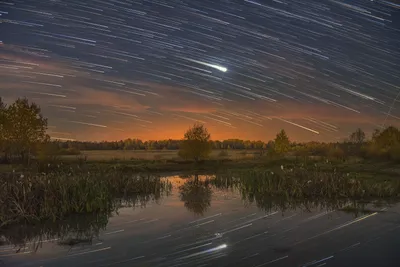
[
  {"left": 59, "top": 138, "right": 267, "bottom": 152},
  {"left": 2, "top": 97, "right": 400, "bottom": 164},
  {"left": 178, "top": 123, "right": 400, "bottom": 163}
]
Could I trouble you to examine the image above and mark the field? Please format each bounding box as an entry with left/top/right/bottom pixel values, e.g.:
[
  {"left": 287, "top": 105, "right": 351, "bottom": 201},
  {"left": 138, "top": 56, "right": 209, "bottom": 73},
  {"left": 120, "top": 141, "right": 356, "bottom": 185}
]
[{"left": 61, "top": 149, "right": 262, "bottom": 161}]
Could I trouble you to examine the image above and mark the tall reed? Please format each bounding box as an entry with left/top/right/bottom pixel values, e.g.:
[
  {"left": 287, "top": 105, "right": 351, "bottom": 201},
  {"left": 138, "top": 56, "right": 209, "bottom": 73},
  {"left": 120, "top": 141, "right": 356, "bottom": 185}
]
[
  {"left": 215, "top": 167, "right": 400, "bottom": 200},
  {"left": 0, "top": 171, "right": 170, "bottom": 227}
]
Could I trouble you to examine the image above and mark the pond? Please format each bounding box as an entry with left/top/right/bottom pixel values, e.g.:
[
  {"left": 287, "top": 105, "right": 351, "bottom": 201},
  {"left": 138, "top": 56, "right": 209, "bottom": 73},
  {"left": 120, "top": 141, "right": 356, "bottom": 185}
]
[{"left": 1, "top": 174, "right": 400, "bottom": 267}]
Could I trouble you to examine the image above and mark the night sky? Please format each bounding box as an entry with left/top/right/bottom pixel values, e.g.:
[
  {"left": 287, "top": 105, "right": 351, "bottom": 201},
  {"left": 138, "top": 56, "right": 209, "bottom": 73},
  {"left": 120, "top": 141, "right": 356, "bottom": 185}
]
[{"left": 1, "top": 0, "right": 400, "bottom": 142}]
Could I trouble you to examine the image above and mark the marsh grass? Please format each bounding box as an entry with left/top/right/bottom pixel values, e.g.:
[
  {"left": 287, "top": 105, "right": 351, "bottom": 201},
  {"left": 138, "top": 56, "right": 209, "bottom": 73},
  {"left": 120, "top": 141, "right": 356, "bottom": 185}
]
[
  {"left": 2, "top": 167, "right": 399, "bottom": 251},
  {"left": 179, "top": 173, "right": 398, "bottom": 217},
  {"left": 212, "top": 168, "right": 400, "bottom": 215},
  {"left": 216, "top": 167, "right": 400, "bottom": 199},
  {"left": 0, "top": 170, "right": 171, "bottom": 228},
  {"left": 212, "top": 166, "right": 400, "bottom": 215}
]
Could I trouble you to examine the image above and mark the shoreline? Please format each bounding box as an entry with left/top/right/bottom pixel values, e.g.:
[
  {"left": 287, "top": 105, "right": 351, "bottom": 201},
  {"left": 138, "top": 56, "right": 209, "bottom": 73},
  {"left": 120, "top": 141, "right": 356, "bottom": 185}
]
[{"left": 1, "top": 157, "right": 400, "bottom": 180}]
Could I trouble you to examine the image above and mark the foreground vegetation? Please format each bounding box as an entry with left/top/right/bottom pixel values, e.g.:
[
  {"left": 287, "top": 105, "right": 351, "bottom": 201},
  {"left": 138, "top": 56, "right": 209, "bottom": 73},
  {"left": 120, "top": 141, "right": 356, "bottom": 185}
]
[
  {"left": 2, "top": 170, "right": 399, "bottom": 251},
  {"left": 2, "top": 161, "right": 399, "bottom": 229},
  {"left": 217, "top": 167, "right": 400, "bottom": 200},
  {"left": 0, "top": 171, "right": 171, "bottom": 228},
  {"left": 183, "top": 173, "right": 399, "bottom": 216}
]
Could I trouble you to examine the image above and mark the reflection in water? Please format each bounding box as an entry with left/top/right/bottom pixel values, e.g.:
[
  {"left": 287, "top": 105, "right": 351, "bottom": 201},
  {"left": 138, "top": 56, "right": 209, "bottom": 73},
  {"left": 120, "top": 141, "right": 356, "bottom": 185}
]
[
  {"left": 0, "top": 175, "right": 171, "bottom": 252},
  {"left": 1, "top": 172, "right": 399, "bottom": 255},
  {"left": 179, "top": 175, "right": 212, "bottom": 216},
  {"left": 214, "top": 173, "right": 399, "bottom": 214},
  {"left": 1, "top": 212, "right": 109, "bottom": 252},
  {"left": 179, "top": 173, "right": 399, "bottom": 216}
]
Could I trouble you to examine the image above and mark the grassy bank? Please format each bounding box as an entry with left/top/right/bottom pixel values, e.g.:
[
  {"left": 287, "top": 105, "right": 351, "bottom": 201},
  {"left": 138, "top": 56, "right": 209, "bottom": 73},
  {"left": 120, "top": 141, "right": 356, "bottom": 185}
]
[
  {"left": 3, "top": 155, "right": 400, "bottom": 179},
  {"left": 60, "top": 149, "right": 260, "bottom": 161},
  {"left": 55, "top": 157, "right": 400, "bottom": 179}
]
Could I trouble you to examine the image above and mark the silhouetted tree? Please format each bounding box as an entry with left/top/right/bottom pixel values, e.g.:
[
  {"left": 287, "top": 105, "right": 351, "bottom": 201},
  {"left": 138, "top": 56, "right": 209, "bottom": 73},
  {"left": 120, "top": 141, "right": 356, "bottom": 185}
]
[
  {"left": 6, "top": 98, "right": 48, "bottom": 164},
  {"left": 179, "top": 123, "right": 212, "bottom": 162},
  {"left": 372, "top": 126, "right": 400, "bottom": 149},
  {"left": 349, "top": 128, "right": 366, "bottom": 144},
  {"left": 372, "top": 129, "right": 381, "bottom": 141},
  {"left": 274, "top": 129, "right": 290, "bottom": 155}
]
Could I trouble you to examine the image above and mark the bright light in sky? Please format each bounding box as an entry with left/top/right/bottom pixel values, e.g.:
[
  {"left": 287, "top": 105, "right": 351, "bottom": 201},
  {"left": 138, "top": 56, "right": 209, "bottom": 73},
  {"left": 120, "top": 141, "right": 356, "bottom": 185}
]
[
  {"left": 210, "top": 64, "right": 227, "bottom": 72},
  {"left": 180, "top": 56, "right": 228, "bottom": 72}
]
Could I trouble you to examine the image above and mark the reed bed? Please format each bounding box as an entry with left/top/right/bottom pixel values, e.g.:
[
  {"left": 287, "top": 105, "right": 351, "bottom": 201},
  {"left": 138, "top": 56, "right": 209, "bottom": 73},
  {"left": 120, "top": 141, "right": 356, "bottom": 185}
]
[
  {"left": 216, "top": 167, "right": 400, "bottom": 199},
  {"left": 0, "top": 170, "right": 171, "bottom": 228},
  {"left": 212, "top": 167, "right": 400, "bottom": 214}
]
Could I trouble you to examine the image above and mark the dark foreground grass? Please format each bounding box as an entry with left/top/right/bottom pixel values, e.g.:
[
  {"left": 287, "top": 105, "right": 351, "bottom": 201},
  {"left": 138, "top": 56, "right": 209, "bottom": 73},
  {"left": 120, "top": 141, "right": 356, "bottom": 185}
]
[
  {"left": 1, "top": 165, "right": 400, "bottom": 250},
  {"left": 215, "top": 167, "right": 400, "bottom": 200},
  {"left": 211, "top": 167, "right": 400, "bottom": 215},
  {"left": 1, "top": 157, "right": 400, "bottom": 230},
  {"left": 0, "top": 170, "right": 171, "bottom": 228}
]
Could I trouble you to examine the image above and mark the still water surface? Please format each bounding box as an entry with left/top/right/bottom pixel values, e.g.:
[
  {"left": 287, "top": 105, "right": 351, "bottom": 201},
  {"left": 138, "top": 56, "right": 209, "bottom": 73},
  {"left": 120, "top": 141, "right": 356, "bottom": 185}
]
[{"left": 1, "top": 174, "right": 400, "bottom": 267}]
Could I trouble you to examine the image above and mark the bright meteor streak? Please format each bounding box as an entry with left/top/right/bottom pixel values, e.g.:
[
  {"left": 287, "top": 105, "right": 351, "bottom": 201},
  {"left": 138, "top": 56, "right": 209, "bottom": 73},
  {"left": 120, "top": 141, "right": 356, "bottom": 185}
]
[
  {"left": 179, "top": 56, "right": 228, "bottom": 72},
  {"left": 201, "top": 62, "right": 227, "bottom": 72}
]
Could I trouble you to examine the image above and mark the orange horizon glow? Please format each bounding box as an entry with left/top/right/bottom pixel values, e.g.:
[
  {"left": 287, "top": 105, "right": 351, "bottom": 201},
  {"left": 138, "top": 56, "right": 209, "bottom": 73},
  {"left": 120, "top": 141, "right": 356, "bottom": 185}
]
[{"left": 1, "top": 48, "right": 397, "bottom": 143}]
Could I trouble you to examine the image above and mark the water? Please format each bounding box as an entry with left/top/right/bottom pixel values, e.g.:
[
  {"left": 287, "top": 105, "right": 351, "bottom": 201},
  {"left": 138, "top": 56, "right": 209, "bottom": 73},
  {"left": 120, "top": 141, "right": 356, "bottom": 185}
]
[{"left": 1, "top": 174, "right": 400, "bottom": 267}]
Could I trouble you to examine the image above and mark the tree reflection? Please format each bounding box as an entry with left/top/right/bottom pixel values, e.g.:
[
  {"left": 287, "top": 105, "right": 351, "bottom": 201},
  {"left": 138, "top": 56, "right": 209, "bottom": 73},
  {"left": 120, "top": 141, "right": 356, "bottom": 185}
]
[{"left": 179, "top": 175, "right": 213, "bottom": 216}]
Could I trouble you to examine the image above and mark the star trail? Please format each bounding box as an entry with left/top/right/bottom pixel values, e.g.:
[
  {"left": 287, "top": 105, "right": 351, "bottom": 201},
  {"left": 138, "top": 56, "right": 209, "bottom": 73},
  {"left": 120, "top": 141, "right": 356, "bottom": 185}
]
[{"left": 0, "top": 0, "right": 399, "bottom": 141}]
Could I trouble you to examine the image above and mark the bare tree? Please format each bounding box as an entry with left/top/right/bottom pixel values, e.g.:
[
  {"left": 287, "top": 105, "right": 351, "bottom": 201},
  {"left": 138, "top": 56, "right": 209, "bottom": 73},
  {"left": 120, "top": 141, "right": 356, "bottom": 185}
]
[{"left": 349, "top": 128, "right": 366, "bottom": 144}]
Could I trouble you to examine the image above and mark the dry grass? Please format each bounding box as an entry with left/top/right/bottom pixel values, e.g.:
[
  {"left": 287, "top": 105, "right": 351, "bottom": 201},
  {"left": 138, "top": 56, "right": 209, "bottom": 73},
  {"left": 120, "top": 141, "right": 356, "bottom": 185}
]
[{"left": 61, "top": 149, "right": 261, "bottom": 161}]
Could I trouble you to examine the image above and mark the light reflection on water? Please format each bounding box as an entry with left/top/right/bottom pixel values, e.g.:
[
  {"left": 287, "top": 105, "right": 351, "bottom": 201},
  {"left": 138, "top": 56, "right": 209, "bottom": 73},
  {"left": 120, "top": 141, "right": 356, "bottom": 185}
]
[{"left": 0, "top": 174, "right": 398, "bottom": 258}]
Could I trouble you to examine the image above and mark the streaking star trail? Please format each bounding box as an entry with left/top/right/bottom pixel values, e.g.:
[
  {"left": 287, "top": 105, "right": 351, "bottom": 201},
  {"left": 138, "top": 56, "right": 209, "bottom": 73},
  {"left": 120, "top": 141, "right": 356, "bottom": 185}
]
[
  {"left": 0, "top": 0, "right": 399, "bottom": 141},
  {"left": 179, "top": 56, "right": 228, "bottom": 73}
]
